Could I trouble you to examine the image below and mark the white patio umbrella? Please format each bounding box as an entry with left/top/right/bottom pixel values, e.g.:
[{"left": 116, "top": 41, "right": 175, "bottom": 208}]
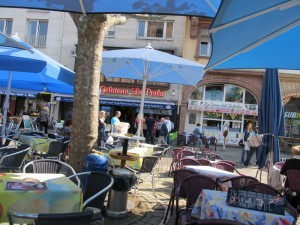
[{"left": 101, "top": 44, "right": 205, "bottom": 137}]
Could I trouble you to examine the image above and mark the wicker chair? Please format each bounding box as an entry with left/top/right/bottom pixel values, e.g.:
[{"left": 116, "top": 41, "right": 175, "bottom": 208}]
[
  {"left": 195, "top": 158, "right": 211, "bottom": 166},
  {"left": 219, "top": 160, "right": 238, "bottom": 168},
  {"left": 213, "top": 161, "right": 242, "bottom": 175},
  {"left": 164, "top": 169, "right": 198, "bottom": 224},
  {"left": 175, "top": 174, "right": 221, "bottom": 225},
  {"left": 168, "top": 148, "right": 184, "bottom": 176},
  {"left": 177, "top": 158, "right": 201, "bottom": 169},
  {"left": 177, "top": 150, "right": 195, "bottom": 160},
  {"left": 217, "top": 176, "right": 259, "bottom": 189}
]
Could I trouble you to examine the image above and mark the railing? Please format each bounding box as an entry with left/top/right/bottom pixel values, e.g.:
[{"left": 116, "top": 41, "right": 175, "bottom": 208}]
[{"left": 25, "top": 35, "right": 47, "bottom": 47}]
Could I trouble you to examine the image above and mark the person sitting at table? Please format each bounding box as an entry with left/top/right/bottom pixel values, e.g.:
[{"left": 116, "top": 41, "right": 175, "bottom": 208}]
[
  {"left": 280, "top": 145, "right": 300, "bottom": 210},
  {"left": 59, "top": 119, "right": 72, "bottom": 141}
]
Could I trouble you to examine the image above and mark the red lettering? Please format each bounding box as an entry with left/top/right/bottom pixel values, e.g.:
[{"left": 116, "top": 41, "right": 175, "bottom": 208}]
[{"left": 100, "top": 86, "right": 164, "bottom": 97}]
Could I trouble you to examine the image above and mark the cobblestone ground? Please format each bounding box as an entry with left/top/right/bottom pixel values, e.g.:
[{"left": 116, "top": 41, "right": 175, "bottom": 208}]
[{"left": 101, "top": 145, "right": 300, "bottom": 225}]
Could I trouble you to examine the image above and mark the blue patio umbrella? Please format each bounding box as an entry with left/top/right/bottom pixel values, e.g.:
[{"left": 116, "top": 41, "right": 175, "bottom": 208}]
[
  {"left": 101, "top": 44, "right": 205, "bottom": 136},
  {"left": 204, "top": 1, "right": 297, "bottom": 164},
  {"left": 258, "top": 69, "right": 285, "bottom": 166},
  {"left": 0, "top": 0, "right": 221, "bottom": 17},
  {"left": 0, "top": 34, "right": 74, "bottom": 136}
]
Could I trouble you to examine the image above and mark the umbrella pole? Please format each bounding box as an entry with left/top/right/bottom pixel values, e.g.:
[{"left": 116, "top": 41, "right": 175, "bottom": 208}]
[
  {"left": 136, "top": 62, "right": 149, "bottom": 144},
  {"left": 1, "top": 71, "right": 12, "bottom": 141}
]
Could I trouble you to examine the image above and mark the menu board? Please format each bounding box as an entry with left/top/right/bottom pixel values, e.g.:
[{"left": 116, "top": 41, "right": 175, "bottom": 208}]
[
  {"left": 6, "top": 181, "right": 47, "bottom": 191},
  {"left": 226, "top": 188, "right": 285, "bottom": 215}
]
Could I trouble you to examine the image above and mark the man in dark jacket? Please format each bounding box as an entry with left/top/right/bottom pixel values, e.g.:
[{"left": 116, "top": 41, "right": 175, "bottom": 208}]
[{"left": 146, "top": 114, "right": 156, "bottom": 144}]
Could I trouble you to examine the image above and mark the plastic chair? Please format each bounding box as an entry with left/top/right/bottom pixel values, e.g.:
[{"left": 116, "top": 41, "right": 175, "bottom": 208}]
[
  {"left": 177, "top": 158, "right": 201, "bottom": 169},
  {"left": 175, "top": 174, "right": 221, "bottom": 225},
  {"left": 217, "top": 176, "right": 259, "bottom": 189},
  {"left": 164, "top": 169, "right": 198, "bottom": 224},
  {"left": 0, "top": 144, "right": 30, "bottom": 172},
  {"left": 8, "top": 208, "right": 102, "bottom": 225},
  {"left": 68, "top": 171, "right": 114, "bottom": 210},
  {"left": 185, "top": 219, "right": 245, "bottom": 225},
  {"left": 126, "top": 156, "right": 160, "bottom": 196}
]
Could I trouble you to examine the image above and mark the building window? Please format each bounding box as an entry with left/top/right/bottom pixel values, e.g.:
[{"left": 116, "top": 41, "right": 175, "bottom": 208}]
[
  {"left": 190, "top": 86, "right": 204, "bottom": 100},
  {"left": 26, "top": 20, "right": 48, "bottom": 47},
  {"left": 205, "top": 85, "right": 224, "bottom": 101},
  {"left": 245, "top": 90, "right": 257, "bottom": 104},
  {"left": 106, "top": 25, "right": 116, "bottom": 38},
  {"left": 189, "top": 113, "right": 196, "bottom": 124},
  {"left": 137, "top": 20, "right": 173, "bottom": 39},
  {"left": 225, "top": 84, "right": 243, "bottom": 103},
  {"left": 0, "top": 19, "right": 13, "bottom": 36},
  {"left": 199, "top": 29, "right": 211, "bottom": 57}
]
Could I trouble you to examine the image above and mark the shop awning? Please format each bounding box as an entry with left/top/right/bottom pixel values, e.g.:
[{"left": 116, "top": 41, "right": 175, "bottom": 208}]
[{"left": 54, "top": 96, "right": 175, "bottom": 110}]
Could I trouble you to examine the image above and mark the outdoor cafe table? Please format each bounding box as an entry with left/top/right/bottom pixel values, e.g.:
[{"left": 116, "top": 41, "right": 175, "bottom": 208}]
[
  {"left": 191, "top": 189, "right": 295, "bottom": 225},
  {"left": 0, "top": 173, "right": 82, "bottom": 223},
  {"left": 184, "top": 165, "right": 239, "bottom": 191}
]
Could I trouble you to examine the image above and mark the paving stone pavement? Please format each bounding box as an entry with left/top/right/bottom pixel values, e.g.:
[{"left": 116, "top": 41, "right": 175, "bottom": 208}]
[{"left": 100, "top": 145, "right": 300, "bottom": 225}]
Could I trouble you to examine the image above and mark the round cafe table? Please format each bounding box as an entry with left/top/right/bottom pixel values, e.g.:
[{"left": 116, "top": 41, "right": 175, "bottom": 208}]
[{"left": 107, "top": 133, "right": 145, "bottom": 168}]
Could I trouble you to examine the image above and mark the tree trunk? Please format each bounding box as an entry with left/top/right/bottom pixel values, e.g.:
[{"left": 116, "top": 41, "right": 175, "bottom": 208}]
[
  {"left": 68, "top": 14, "right": 108, "bottom": 172},
  {"left": 68, "top": 14, "right": 127, "bottom": 172}
]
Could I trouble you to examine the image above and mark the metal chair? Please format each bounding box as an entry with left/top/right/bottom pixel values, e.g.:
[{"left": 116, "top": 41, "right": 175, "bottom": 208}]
[
  {"left": 68, "top": 171, "right": 114, "bottom": 210},
  {"left": 177, "top": 150, "right": 195, "bottom": 160},
  {"left": 33, "top": 141, "right": 65, "bottom": 160},
  {"left": 206, "top": 137, "right": 217, "bottom": 151},
  {"left": 177, "top": 158, "right": 201, "bottom": 169},
  {"left": 0, "top": 144, "right": 30, "bottom": 172},
  {"left": 164, "top": 169, "right": 198, "bottom": 224},
  {"left": 8, "top": 207, "right": 103, "bottom": 225},
  {"left": 255, "top": 159, "right": 271, "bottom": 182},
  {"left": 195, "top": 158, "right": 211, "bottom": 166},
  {"left": 168, "top": 148, "right": 184, "bottom": 176},
  {"left": 219, "top": 160, "right": 238, "bottom": 168},
  {"left": 126, "top": 156, "right": 160, "bottom": 196},
  {"left": 176, "top": 174, "right": 221, "bottom": 225}
]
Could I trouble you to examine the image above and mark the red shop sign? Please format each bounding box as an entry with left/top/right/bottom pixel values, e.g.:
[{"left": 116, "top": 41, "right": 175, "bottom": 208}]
[{"left": 100, "top": 86, "right": 164, "bottom": 97}]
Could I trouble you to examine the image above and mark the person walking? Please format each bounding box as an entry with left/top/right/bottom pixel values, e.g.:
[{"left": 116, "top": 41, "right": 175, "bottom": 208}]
[
  {"left": 165, "top": 116, "right": 172, "bottom": 144},
  {"left": 157, "top": 117, "right": 168, "bottom": 144},
  {"left": 243, "top": 130, "right": 263, "bottom": 167},
  {"left": 146, "top": 114, "right": 156, "bottom": 144},
  {"left": 193, "top": 123, "right": 202, "bottom": 147},
  {"left": 98, "top": 110, "right": 107, "bottom": 147},
  {"left": 240, "top": 122, "right": 252, "bottom": 165},
  {"left": 38, "top": 106, "right": 49, "bottom": 134}
]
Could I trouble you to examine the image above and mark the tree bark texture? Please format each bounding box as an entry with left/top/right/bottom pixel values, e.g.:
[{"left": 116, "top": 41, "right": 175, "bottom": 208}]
[{"left": 68, "top": 14, "right": 126, "bottom": 172}]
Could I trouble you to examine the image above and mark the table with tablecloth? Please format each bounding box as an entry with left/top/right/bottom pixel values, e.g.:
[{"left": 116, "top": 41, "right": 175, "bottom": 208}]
[
  {"left": 191, "top": 189, "right": 295, "bottom": 225},
  {"left": 184, "top": 165, "right": 239, "bottom": 191},
  {"left": 19, "top": 135, "right": 56, "bottom": 160},
  {"left": 109, "top": 147, "right": 153, "bottom": 169},
  {"left": 0, "top": 173, "right": 82, "bottom": 223}
]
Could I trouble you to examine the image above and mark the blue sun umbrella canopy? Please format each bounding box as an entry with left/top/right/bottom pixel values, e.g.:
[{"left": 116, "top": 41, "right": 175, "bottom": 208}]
[
  {"left": 102, "top": 44, "right": 205, "bottom": 136},
  {"left": 258, "top": 69, "right": 285, "bottom": 165},
  {"left": 206, "top": 0, "right": 300, "bottom": 71},
  {"left": 0, "top": 0, "right": 221, "bottom": 17}
]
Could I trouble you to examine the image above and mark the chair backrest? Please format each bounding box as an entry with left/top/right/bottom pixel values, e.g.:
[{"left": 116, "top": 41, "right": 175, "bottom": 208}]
[
  {"left": 8, "top": 209, "right": 102, "bottom": 225},
  {"left": 172, "top": 169, "right": 198, "bottom": 198},
  {"left": 219, "top": 160, "right": 238, "bottom": 168},
  {"left": 47, "top": 141, "right": 65, "bottom": 156},
  {"left": 207, "top": 137, "right": 217, "bottom": 145},
  {"left": 172, "top": 148, "right": 184, "bottom": 162},
  {"left": 213, "top": 161, "right": 235, "bottom": 173},
  {"left": 287, "top": 170, "right": 300, "bottom": 193},
  {"left": 177, "top": 158, "right": 201, "bottom": 169},
  {"left": 177, "top": 150, "right": 195, "bottom": 160},
  {"left": 274, "top": 161, "right": 285, "bottom": 170},
  {"left": 219, "top": 176, "right": 259, "bottom": 189},
  {"left": 23, "top": 159, "right": 62, "bottom": 173},
  {"left": 139, "top": 156, "right": 159, "bottom": 173},
  {"left": 196, "top": 158, "right": 211, "bottom": 166},
  {"left": 68, "top": 171, "right": 114, "bottom": 209},
  {"left": 243, "top": 182, "right": 282, "bottom": 196},
  {"left": 0, "top": 144, "right": 30, "bottom": 171},
  {"left": 178, "top": 174, "right": 220, "bottom": 209}
]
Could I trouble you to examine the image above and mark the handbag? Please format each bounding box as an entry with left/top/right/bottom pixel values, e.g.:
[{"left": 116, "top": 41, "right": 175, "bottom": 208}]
[
  {"left": 244, "top": 142, "right": 250, "bottom": 151},
  {"left": 238, "top": 139, "right": 244, "bottom": 147}
]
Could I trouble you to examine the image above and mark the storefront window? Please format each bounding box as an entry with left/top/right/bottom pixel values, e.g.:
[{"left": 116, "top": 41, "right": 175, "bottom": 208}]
[
  {"left": 203, "top": 112, "right": 222, "bottom": 119},
  {"left": 245, "top": 90, "right": 257, "bottom": 104},
  {"left": 223, "top": 113, "right": 242, "bottom": 121},
  {"left": 284, "top": 98, "right": 300, "bottom": 138},
  {"left": 225, "top": 85, "right": 243, "bottom": 103},
  {"left": 205, "top": 85, "right": 223, "bottom": 101}
]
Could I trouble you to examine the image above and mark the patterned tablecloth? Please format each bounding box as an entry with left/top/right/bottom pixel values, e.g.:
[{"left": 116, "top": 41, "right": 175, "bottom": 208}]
[
  {"left": 191, "top": 189, "right": 295, "bottom": 225},
  {"left": 184, "top": 165, "right": 238, "bottom": 191},
  {"left": 109, "top": 147, "right": 153, "bottom": 169},
  {"left": 0, "top": 173, "right": 82, "bottom": 223}
]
